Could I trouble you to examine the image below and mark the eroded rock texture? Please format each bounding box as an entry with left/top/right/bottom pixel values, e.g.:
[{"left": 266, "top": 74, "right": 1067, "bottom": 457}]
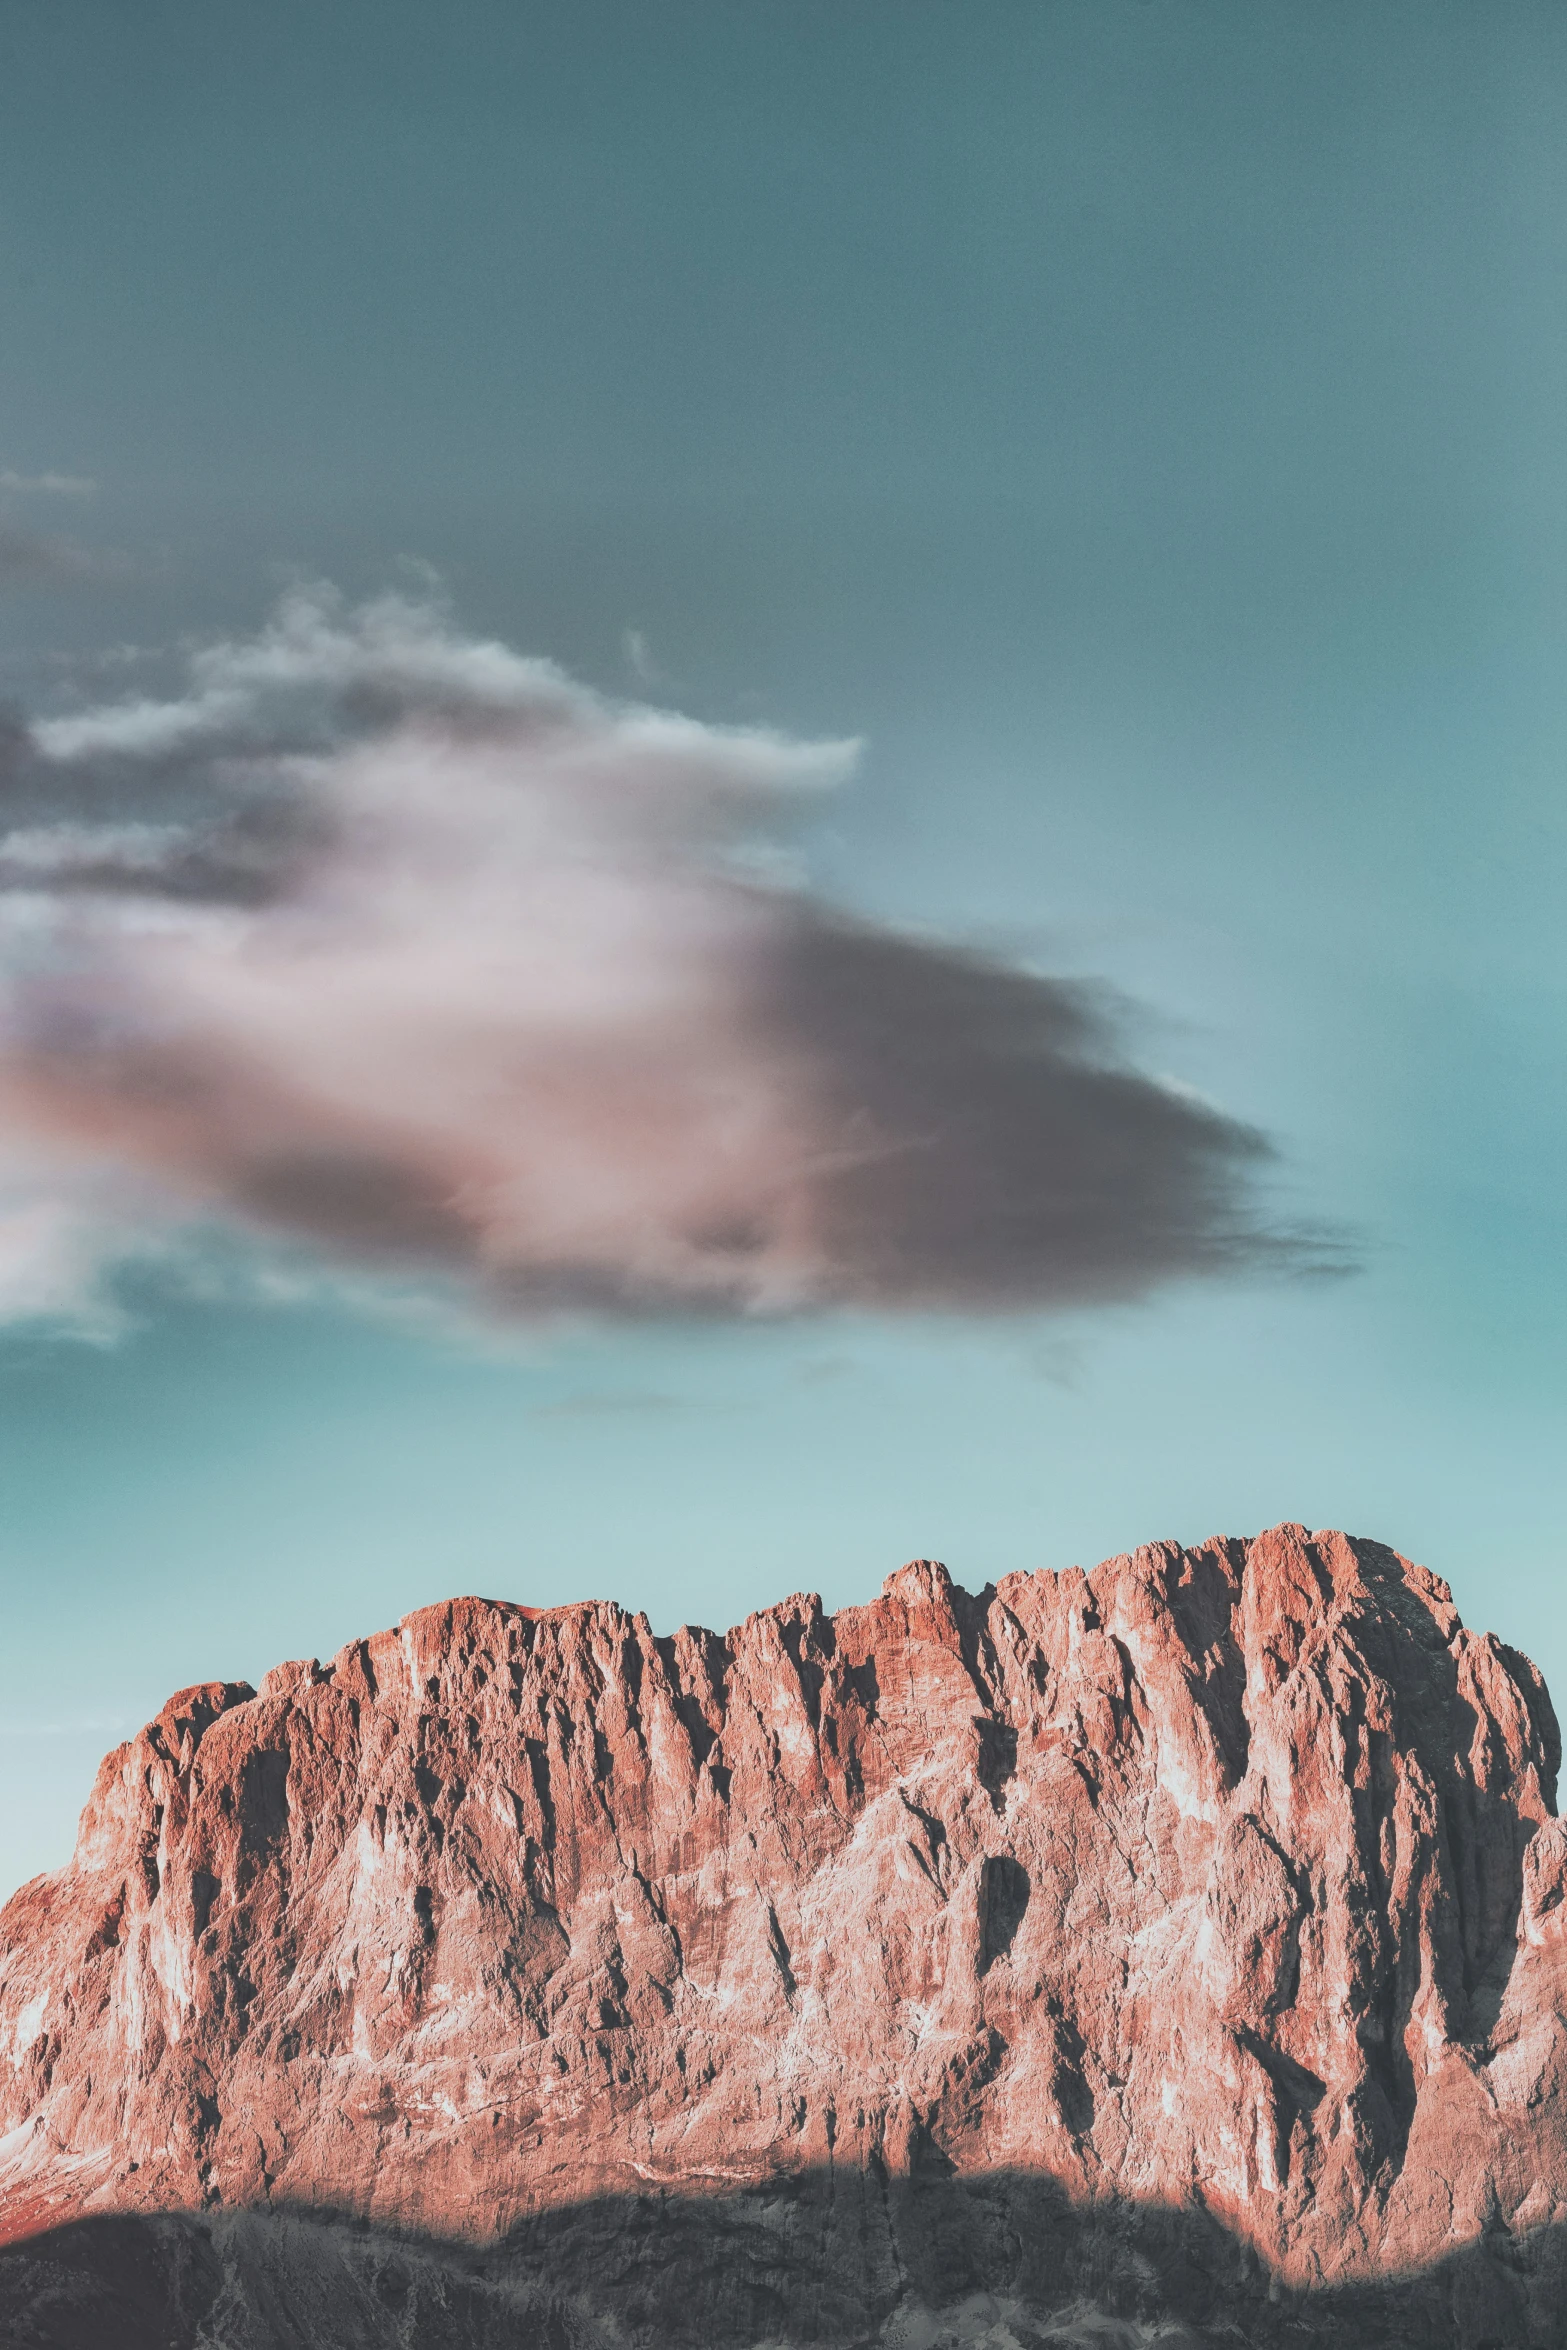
[{"left": 3, "top": 1525, "right": 1567, "bottom": 2348}]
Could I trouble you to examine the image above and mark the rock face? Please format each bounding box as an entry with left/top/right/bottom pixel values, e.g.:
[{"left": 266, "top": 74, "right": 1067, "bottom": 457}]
[{"left": 4, "top": 1525, "right": 1567, "bottom": 2348}]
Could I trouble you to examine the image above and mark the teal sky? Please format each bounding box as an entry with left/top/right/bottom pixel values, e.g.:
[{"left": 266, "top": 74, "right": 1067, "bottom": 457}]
[{"left": 0, "top": 0, "right": 1563, "bottom": 1897}]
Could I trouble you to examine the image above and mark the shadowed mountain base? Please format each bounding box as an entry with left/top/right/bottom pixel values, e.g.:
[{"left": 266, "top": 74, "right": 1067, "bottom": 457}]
[{"left": 1, "top": 2169, "right": 1562, "bottom": 2350}]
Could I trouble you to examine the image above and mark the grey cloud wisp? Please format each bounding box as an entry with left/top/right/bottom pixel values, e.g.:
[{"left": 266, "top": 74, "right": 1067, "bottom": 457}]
[
  {"left": 0, "top": 523, "right": 111, "bottom": 587},
  {"left": 0, "top": 589, "right": 1321, "bottom": 1329}
]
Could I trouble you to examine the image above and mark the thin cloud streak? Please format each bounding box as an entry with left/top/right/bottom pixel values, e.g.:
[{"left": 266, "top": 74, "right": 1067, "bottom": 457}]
[
  {"left": 0, "top": 472, "right": 96, "bottom": 498},
  {"left": 0, "top": 1718, "right": 134, "bottom": 1739},
  {"left": 0, "top": 585, "right": 1341, "bottom": 1333},
  {"left": 0, "top": 523, "right": 127, "bottom": 589}
]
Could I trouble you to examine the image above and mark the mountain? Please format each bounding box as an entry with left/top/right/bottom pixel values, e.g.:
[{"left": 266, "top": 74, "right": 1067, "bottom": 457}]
[{"left": 3, "top": 1524, "right": 1566, "bottom": 2349}]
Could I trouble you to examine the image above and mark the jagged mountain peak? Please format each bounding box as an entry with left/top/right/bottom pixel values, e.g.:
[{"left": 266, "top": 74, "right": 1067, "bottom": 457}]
[{"left": 3, "top": 1525, "right": 1565, "bottom": 2348}]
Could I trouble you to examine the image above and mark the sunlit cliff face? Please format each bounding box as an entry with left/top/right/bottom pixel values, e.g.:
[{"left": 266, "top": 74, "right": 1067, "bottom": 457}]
[{"left": 0, "top": 1525, "right": 1563, "bottom": 2348}]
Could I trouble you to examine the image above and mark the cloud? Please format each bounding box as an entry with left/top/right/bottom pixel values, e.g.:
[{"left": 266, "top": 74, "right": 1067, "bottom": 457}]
[
  {"left": 533, "top": 1390, "right": 689, "bottom": 1419},
  {"left": 0, "top": 584, "right": 1335, "bottom": 1332},
  {"left": 0, "top": 1716, "right": 134, "bottom": 1738},
  {"left": 0, "top": 1166, "right": 171, "bottom": 1341},
  {"left": 0, "top": 471, "right": 96, "bottom": 498},
  {"left": 623, "top": 628, "right": 665, "bottom": 687},
  {"left": 0, "top": 523, "right": 126, "bottom": 589}
]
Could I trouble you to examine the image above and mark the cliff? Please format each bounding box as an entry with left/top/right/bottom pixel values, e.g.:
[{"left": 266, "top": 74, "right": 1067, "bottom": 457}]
[{"left": 3, "top": 1524, "right": 1567, "bottom": 2348}]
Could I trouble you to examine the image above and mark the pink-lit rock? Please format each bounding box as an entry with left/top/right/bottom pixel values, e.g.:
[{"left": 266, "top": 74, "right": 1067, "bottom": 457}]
[{"left": 2, "top": 1525, "right": 1565, "bottom": 2345}]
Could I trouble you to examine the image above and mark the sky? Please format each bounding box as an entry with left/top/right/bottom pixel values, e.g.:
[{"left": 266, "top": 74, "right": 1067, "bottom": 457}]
[{"left": 0, "top": 0, "right": 1563, "bottom": 1897}]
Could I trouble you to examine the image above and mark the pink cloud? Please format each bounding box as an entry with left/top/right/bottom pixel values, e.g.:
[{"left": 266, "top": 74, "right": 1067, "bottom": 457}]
[{"left": 0, "top": 587, "right": 1328, "bottom": 1330}]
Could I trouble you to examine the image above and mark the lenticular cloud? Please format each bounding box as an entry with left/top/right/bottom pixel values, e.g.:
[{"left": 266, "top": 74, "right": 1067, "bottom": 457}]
[{"left": 0, "top": 587, "right": 1306, "bottom": 1331}]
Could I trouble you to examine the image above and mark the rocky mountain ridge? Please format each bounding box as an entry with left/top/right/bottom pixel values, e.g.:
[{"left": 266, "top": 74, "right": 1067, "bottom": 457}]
[{"left": 3, "top": 1524, "right": 1567, "bottom": 2348}]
